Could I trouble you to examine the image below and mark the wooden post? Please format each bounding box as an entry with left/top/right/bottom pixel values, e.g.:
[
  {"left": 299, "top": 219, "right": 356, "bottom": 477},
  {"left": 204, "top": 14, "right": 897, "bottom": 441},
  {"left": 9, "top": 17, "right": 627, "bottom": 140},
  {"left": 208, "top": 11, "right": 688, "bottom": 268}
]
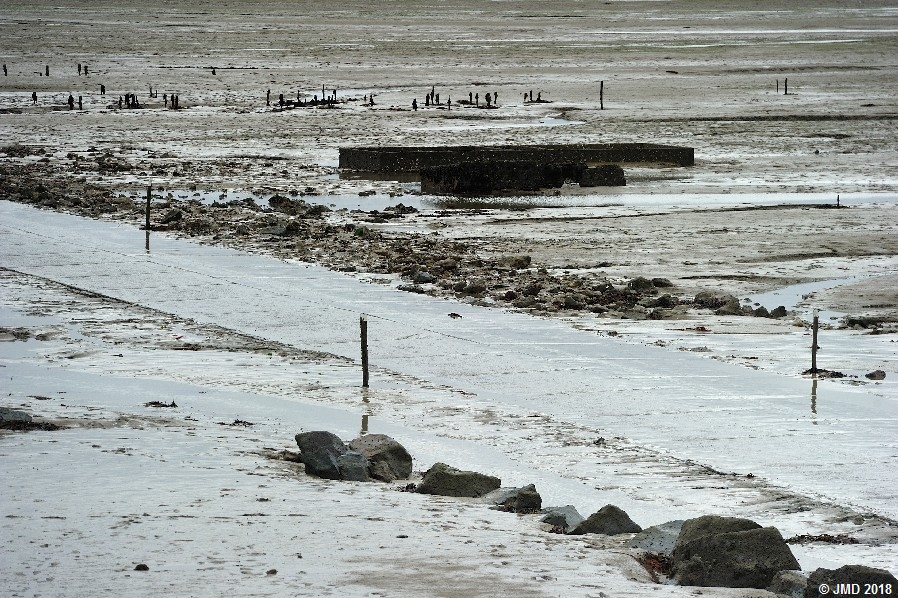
[
  {"left": 145, "top": 186, "right": 151, "bottom": 229},
  {"left": 600, "top": 80, "right": 604, "bottom": 110},
  {"left": 776, "top": 79, "right": 779, "bottom": 93},
  {"left": 360, "top": 315, "right": 369, "bottom": 388},
  {"left": 784, "top": 77, "right": 788, "bottom": 95},
  {"left": 811, "top": 310, "right": 819, "bottom": 373}
]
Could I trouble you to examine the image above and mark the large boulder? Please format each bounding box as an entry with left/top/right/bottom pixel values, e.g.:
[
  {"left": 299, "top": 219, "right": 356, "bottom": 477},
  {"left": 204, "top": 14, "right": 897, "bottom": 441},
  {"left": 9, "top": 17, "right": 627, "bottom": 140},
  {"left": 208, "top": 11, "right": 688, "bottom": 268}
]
[
  {"left": 540, "top": 505, "right": 585, "bottom": 533},
  {"left": 805, "top": 565, "right": 898, "bottom": 598},
  {"left": 295, "top": 431, "right": 349, "bottom": 480},
  {"left": 768, "top": 570, "right": 809, "bottom": 598},
  {"left": 336, "top": 451, "right": 371, "bottom": 482},
  {"left": 415, "top": 462, "right": 501, "bottom": 497},
  {"left": 348, "top": 434, "right": 413, "bottom": 482},
  {"left": 0, "top": 407, "right": 33, "bottom": 423},
  {"left": 675, "top": 515, "right": 761, "bottom": 546},
  {"left": 568, "top": 504, "right": 642, "bottom": 536},
  {"left": 671, "top": 517, "right": 800, "bottom": 588},
  {"left": 487, "top": 484, "right": 542, "bottom": 512},
  {"left": 627, "top": 520, "right": 685, "bottom": 556}
]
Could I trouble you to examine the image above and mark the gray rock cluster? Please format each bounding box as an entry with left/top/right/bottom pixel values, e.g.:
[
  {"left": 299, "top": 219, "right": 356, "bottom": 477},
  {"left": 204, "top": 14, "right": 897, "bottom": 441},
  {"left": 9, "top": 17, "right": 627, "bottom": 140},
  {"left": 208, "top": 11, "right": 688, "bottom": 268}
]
[
  {"left": 291, "top": 432, "right": 895, "bottom": 593},
  {"left": 694, "top": 291, "right": 788, "bottom": 319},
  {"left": 670, "top": 515, "right": 800, "bottom": 589},
  {"left": 294, "top": 431, "right": 412, "bottom": 483}
]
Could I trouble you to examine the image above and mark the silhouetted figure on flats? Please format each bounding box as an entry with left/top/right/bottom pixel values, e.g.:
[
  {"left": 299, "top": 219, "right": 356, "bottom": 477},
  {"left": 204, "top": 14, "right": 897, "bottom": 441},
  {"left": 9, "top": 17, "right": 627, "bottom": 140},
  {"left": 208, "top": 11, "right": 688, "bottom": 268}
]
[
  {"left": 32, "top": 91, "right": 37, "bottom": 105},
  {"left": 412, "top": 98, "right": 417, "bottom": 111},
  {"left": 68, "top": 93, "right": 75, "bottom": 110}
]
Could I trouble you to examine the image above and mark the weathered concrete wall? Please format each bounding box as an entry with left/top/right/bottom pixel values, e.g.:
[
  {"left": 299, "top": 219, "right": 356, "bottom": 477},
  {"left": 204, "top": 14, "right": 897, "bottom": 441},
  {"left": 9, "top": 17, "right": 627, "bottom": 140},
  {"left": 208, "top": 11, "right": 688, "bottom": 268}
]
[
  {"left": 420, "top": 162, "right": 626, "bottom": 195},
  {"left": 420, "top": 161, "right": 584, "bottom": 195},
  {"left": 339, "top": 143, "right": 694, "bottom": 172}
]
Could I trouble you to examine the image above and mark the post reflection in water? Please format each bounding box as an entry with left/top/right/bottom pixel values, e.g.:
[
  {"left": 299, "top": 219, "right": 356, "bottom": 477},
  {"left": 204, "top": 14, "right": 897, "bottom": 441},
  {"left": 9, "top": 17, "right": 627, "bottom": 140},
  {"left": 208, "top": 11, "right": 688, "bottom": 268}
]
[
  {"left": 145, "top": 231, "right": 150, "bottom": 253},
  {"left": 360, "top": 389, "right": 370, "bottom": 436},
  {"left": 811, "top": 377, "right": 818, "bottom": 424}
]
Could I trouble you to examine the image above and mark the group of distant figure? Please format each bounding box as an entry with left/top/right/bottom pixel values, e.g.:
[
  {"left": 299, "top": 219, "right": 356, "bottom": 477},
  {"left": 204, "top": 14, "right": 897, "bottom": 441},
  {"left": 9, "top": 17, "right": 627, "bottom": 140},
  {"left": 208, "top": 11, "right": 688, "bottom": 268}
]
[
  {"left": 411, "top": 87, "right": 506, "bottom": 111},
  {"left": 8, "top": 61, "right": 183, "bottom": 111},
  {"left": 10, "top": 62, "right": 545, "bottom": 114}
]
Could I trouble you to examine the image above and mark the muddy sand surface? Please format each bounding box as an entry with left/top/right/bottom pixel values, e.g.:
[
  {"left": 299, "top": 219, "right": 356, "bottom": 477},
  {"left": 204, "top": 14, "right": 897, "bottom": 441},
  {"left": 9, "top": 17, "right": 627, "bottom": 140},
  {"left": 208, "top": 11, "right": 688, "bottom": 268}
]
[{"left": 2, "top": 1, "right": 898, "bottom": 596}]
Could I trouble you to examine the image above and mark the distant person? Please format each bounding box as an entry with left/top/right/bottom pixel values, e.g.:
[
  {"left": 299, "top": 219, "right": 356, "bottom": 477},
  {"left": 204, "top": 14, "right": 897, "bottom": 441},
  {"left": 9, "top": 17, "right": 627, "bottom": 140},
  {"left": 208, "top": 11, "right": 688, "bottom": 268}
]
[
  {"left": 279, "top": 93, "right": 284, "bottom": 107},
  {"left": 494, "top": 91, "right": 498, "bottom": 105},
  {"left": 78, "top": 63, "right": 82, "bottom": 75},
  {"left": 83, "top": 65, "right": 88, "bottom": 75},
  {"left": 78, "top": 95, "right": 82, "bottom": 110},
  {"left": 469, "top": 91, "right": 472, "bottom": 104},
  {"left": 2, "top": 64, "right": 7, "bottom": 76},
  {"left": 475, "top": 92, "right": 479, "bottom": 106},
  {"left": 100, "top": 84, "right": 105, "bottom": 95},
  {"left": 485, "top": 92, "right": 491, "bottom": 107},
  {"left": 266, "top": 89, "right": 270, "bottom": 106},
  {"left": 447, "top": 97, "right": 451, "bottom": 110},
  {"left": 45, "top": 65, "right": 49, "bottom": 76},
  {"left": 68, "top": 93, "right": 75, "bottom": 110},
  {"left": 412, "top": 98, "right": 417, "bottom": 111},
  {"left": 118, "top": 96, "right": 123, "bottom": 109},
  {"left": 163, "top": 93, "right": 168, "bottom": 107},
  {"left": 435, "top": 93, "right": 439, "bottom": 105},
  {"left": 32, "top": 91, "right": 37, "bottom": 105}
]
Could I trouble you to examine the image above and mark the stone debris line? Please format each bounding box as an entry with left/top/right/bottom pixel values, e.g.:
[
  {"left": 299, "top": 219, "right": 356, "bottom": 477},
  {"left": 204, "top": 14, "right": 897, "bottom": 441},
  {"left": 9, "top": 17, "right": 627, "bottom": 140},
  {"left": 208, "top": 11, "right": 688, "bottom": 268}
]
[{"left": 289, "top": 428, "right": 898, "bottom": 593}]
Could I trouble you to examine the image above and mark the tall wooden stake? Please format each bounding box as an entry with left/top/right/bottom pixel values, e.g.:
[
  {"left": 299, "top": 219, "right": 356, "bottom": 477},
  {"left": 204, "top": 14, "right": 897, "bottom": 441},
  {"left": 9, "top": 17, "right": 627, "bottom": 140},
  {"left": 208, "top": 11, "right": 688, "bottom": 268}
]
[
  {"left": 600, "top": 80, "right": 604, "bottom": 110},
  {"left": 811, "top": 310, "right": 819, "bottom": 373},
  {"left": 145, "top": 186, "right": 151, "bottom": 230},
  {"left": 360, "top": 315, "right": 369, "bottom": 388},
  {"left": 784, "top": 77, "right": 788, "bottom": 95}
]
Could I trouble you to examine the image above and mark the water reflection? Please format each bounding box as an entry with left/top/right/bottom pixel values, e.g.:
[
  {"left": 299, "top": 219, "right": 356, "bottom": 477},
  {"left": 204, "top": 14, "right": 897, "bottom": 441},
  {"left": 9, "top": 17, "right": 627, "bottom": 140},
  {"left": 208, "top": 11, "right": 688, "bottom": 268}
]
[
  {"left": 145, "top": 231, "right": 150, "bottom": 253},
  {"left": 811, "top": 377, "right": 818, "bottom": 424}
]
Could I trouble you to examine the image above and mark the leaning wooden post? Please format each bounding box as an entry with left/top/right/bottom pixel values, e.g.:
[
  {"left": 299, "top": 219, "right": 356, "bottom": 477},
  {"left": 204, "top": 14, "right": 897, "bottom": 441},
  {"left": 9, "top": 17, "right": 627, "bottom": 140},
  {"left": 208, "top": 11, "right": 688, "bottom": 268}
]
[
  {"left": 600, "top": 80, "right": 604, "bottom": 110},
  {"left": 784, "top": 77, "right": 788, "bottom": 95},
  {"left": 811, "top": 309, "right": 819, "bottom": 373},
  {"left": 145, "top": 186, "right": 151, "bottom": 229},
  {"left": 360, "top": 315, "right": 369, "bottom": 388}
]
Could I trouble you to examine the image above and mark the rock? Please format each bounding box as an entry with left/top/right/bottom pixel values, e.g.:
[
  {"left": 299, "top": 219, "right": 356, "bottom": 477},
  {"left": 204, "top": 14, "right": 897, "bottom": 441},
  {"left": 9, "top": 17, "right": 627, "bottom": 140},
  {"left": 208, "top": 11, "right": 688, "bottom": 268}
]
[
  {"left": 295, "top": 431, "right": 349, "bottom": 480},
  {"left": 336, "top": 451, "right": 371, "bottom": 482},
  {"left": 805, "top": 565, "right": 898, "bottom": 598},
  {"left": 0, "top": 407, "right": 33, "bottom": 423},
  {"left": 753, "top": 306, "right": 771, "bottom": 318},
  {"left": 499, "top": 255, "right": 531, "bottom": 270},
  {"left": 768, "top": 570, "right": 809, "bottom": 598},
  {"left": 628, "top": 276, "right": 655, "bottom": 292},
  {"left": 412, "top": 270, "right": 437, "bottom": 284},
  {"left": 568, "top": 504, "right": 642, "bottom": 536},
  {"left": 134, "top": 564, "right": 149, "bottom": 571},
  {"left": 416, "top": 462, "right": 501, "bottom": 497},
  {"left": 641, "top": 294, "right": 677, "bottom": 309},
  {"left": 694, "top": 291, "right": 739, "bottom": 310},
  {"left": 865, "top": 370, "right": 886, "bottom": 380},
  {"left": 672, "top": 520, "right": 800, "bottom": 588},
  {"left": 716, "top": 297, "right": 745, "bottom": 316},
  {"left": 348, "top": 433, "right": 413, "bottom": 482},
  {"left": 771, "top": 305, "right": 788, "bottom": 318},
  {"left": 675, "top": 515, "right": 761, "bottom": 546},
  {"left": 540, "top": 505, "right": 585, "bottom": 533},
  {"left": 489, "top": 484, "right": 542, "bottom": 512},
  {"left": 652, "top": 277, "right": 674, "bottom": 288},
  {"left": 160, "top": 208, "right": 183, "bottom": 224},
  {"left": 627, "top": 520, "right": 684, "bottom": 556}
]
